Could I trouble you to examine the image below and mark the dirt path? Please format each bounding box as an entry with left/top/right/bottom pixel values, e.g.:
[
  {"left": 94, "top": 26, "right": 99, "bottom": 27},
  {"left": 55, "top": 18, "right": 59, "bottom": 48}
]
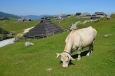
[{"left": 0, "top": 38, "right": 15, "bottom": 47}]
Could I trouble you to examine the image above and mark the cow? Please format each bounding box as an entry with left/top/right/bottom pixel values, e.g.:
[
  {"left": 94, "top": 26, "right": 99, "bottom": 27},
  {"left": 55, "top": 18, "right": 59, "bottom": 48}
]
[{"left": 56, "top": 26, "right": 97, "bottom": 68}]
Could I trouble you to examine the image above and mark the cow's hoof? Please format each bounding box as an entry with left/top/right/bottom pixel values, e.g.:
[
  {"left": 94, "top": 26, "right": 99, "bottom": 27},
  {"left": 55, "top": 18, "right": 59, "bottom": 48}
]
[
  {"left": 86, "top": 53, "right": 90, "bottom": 56},
  {"left": 77, "top": 58, "right": 81, "bottom": 61}
]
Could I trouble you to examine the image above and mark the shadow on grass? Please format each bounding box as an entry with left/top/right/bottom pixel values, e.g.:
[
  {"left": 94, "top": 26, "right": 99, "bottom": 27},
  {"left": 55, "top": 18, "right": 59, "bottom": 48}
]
[
  {"left": 68, "top": 50, "right": 89, "bottom": 66},
  {"left": 71, "top": 50, "right": 89, "bottom": 59}
]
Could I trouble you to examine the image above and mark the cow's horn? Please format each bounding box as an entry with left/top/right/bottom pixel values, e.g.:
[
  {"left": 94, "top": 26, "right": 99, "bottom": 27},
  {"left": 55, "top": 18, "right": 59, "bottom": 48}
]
[
  {"left": 56, "top": 53, "right": 61, "bottom": 58},
  {"left": 67, "top": 54, "right": 74, "bottom": 60}
]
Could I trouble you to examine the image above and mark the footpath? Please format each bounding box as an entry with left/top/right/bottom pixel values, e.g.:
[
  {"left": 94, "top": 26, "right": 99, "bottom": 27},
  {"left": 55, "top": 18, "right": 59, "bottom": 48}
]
[{"left": 0, "top": 38, "right": 15, "bottom": 47}]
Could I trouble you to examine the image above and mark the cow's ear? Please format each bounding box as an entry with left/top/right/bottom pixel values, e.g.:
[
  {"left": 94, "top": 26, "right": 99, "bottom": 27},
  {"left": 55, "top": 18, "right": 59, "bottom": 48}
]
[{"left": 56, "top": 53, "right": 61, "bottom": 58}]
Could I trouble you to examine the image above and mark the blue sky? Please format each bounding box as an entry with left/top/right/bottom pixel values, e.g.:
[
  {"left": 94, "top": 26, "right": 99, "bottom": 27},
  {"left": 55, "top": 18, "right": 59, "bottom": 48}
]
[{"left": 0, "top": 0, "right": 115, "bottom": 16}]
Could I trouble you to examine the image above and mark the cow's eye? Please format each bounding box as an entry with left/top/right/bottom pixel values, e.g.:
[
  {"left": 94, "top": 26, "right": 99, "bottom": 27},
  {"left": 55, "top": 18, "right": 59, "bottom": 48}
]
[
  {"left": 66, "top": 61, "right": 69, "bottom": 63},
  {"left": 60, "top": 61, "right": 63, "bottom": 63}
]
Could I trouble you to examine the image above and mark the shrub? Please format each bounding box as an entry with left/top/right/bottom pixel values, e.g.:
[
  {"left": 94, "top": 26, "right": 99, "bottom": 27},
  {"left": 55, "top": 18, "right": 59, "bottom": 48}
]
[{"left": 2, "top": 28, "right": 9, "bottom": 34}]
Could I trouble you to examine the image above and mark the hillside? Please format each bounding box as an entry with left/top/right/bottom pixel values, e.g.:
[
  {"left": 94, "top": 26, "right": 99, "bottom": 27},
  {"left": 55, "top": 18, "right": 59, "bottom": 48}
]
[
  {"left": 0, "top": 19, "right": 40, "bottom": 34},
  {"left": 0, "top": 11, "right": 20, "bottom": 18},
  {"left": 0, "top": 15, "right": 115, "bottom": 76}
]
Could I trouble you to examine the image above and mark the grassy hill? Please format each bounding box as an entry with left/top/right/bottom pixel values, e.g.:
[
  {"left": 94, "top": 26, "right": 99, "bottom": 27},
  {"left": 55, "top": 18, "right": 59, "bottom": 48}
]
[
  {"left": 0, "top": 15, "right": 115, "bottom": 76},
  {"left": 0, "top": 19, "right": 40, "bottom": 34},
  {"left": 52, "top": 16, "right": 90, "bottom": 29}
]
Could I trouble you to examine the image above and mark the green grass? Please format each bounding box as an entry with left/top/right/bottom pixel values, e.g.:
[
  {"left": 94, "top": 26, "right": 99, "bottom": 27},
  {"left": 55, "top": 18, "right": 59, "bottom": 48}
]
[
  {"left": 52, "top": 16, "right": 90, "bottom": 29},
  {"left": 0, "top": 19, "right": 40, "bottom": 34},
  {"left": 0, "top": 17, "right": 115, "bottom": 76}
]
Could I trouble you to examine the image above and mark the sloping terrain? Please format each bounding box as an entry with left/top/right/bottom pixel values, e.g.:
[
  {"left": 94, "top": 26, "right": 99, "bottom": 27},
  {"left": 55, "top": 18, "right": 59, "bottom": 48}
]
[{"left": 0, "top": 16, "right": 115, "bottom": 76}]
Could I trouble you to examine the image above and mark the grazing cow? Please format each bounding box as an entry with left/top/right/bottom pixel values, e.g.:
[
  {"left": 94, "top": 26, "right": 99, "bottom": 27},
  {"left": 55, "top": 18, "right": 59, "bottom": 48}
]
[{"left": 56, "top": 26, "right": 97, "bottom": 68}]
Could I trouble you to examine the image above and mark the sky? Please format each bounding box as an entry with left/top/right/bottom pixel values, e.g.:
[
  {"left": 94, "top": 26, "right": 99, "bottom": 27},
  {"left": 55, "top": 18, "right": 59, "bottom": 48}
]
[{"left": 0, "top": 0, "right": 115, "bottom": 16}]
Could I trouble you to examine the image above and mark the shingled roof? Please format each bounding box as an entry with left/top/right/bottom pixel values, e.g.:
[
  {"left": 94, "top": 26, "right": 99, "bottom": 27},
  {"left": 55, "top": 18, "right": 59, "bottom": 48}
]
[
  {"left": 79, "top": 12, "right": 91, "bottom": 18},
  {"left": 94, "top": 12, "right": 105, "bottom": 15},
  {"left": 24, "top": 19, "right": 63, "bottom": 38}
]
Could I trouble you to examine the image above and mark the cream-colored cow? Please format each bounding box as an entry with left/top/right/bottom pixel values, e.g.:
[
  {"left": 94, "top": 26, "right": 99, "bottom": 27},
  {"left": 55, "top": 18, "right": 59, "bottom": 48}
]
[{"left": 57, "top": 26, "right": 97, "bottom": 68}]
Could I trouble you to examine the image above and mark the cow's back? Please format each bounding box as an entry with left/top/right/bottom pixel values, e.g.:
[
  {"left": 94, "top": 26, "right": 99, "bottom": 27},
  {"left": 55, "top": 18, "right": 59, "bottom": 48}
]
[{"left": 66, "top": 26, "right": 97, "bottom": 48}]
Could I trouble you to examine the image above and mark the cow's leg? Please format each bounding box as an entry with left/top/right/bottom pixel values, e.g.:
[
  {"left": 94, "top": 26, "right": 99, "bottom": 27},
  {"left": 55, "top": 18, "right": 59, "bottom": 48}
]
[
  {"left": 77, "top": 47, "right": 82, "bottom": 60},
  {"left": 86, "top": 43, "right": 93, "bottom": 56},
  {"left": 90, "top": 43, "right": 93, "bottom": 54}
]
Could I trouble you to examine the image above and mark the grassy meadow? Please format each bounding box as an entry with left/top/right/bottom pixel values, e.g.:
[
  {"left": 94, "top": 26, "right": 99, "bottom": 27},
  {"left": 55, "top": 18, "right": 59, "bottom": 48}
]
[
  {"left": 0, "top": 16, "right": 115, "bottom": 76},
  {"left": 0, "top": 19, "right": 40, "bottom": 34}
]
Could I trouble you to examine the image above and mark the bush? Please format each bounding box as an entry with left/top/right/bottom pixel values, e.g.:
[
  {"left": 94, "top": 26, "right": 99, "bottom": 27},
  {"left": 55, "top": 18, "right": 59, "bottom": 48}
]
[
  {"left": 10, "top": 31, "right": 17, "bottom": 35},
  {"left": 2, "top": 29, "right": 9, "bottom": 34},
  {"left": 0, "top": 28, "right": 13, "bottom": 40}
]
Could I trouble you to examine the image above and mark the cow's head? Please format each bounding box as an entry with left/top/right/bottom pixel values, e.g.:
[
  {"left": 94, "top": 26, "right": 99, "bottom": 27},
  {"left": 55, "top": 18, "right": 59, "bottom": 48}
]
[{"left": 56, "top": 52, "right": 74, "bottom": 68}]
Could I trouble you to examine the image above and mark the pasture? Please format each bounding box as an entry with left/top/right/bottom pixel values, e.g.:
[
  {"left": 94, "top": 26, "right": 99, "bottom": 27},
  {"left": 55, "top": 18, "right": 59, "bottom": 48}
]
[{"left": 0, "top": 16, "right": 115, "bottom": 76}]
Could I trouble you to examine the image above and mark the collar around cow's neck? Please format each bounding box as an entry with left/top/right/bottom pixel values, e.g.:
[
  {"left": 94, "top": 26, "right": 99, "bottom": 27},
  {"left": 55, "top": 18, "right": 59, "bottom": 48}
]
[{"left": 63, "top": 51, "right": 71, "bottom": 54}]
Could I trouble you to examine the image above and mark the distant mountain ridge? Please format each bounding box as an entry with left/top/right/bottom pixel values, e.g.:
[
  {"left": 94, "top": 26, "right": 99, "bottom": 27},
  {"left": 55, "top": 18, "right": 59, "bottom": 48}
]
[
  {"left": 0, "top": 11, "right": 59, "bottom": 20},
  {"left": 20, "top": 15, "right": 42, "bottom": 20},
  {"left": 20, "top": 14, "right": 59, "bottom": 20},
  {"left": 0, "top": 11, "right": 20, "bottom": 18}
]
